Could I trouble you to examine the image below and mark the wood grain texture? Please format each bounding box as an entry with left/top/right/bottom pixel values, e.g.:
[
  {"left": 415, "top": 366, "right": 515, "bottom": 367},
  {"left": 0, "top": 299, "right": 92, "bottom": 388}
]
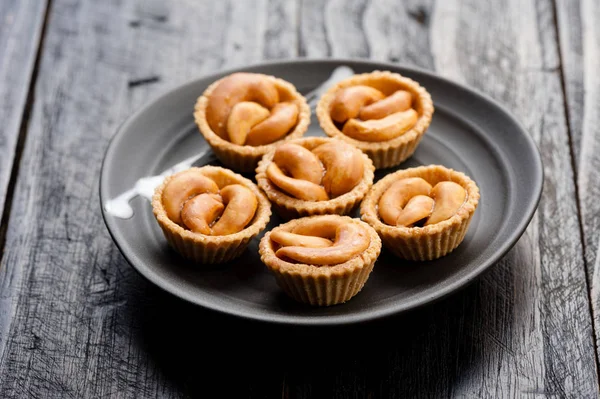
[
  {"left": 555, "top": 0, "right": 600, "bottom": 366},
  {"left": 429, "top": 0, "right": 597, "bottom": 395},
  {"left": 0, "top": 0, "right": 293, "bottom": 397},
  {"left": 0, "top": 0, "right": 47, "bottom": 223},
  {"left": 293, "top": 0, "right": 597, "bottom": 397},
  {"left": 0, "top": 0, "right": 597, "bottom": 398}
]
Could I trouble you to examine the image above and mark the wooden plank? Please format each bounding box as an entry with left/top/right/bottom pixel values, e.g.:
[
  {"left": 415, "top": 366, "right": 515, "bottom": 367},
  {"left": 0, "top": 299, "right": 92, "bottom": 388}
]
[
  {"left": 0, "top": 0, "right": 296, "bottom": 397},
  {"left": 0, "top": 0, "right": 47, "bottom": 228},
  {"left": 289, "top": 0, "right": 598, "bottom": 397},
  {"left": 0, "top": 0, "right": 597, "bottom": 398},
  {"left": 555, "top": 0, "right": 600, "bottom": 358},
  {"left": 299, "top": 0, "right": 330, "bottom": 57},
  {"left": 427, "top": 1, "right": 597, "bottom": 396}
]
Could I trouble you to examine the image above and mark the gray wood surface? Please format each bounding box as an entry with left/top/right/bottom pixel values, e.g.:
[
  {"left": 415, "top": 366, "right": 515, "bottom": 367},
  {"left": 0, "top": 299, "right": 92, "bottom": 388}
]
[
  {"left": 0, "top": 0, "right": 598, "bottom": 397},
  {"left": 0, "top": 0, "right": 47, "bottom": 233},
  {"left": 556, "top": 0, "right": 600, "bottom": 364}
]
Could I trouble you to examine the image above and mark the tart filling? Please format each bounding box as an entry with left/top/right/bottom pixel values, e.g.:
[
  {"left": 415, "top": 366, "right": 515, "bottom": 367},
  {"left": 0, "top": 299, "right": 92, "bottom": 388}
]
[
  {"left": 378, "top": 178, "right": 467, "bottom": 227},
  {"left": 161, "top": 169, "right": 258, "bottom": 236},
  {"left": 195, "top": 72, "right": 310, "bottom": 173},
  {"left": 360, "top": 165, "right": 479, "bottom": 261},
  {"left": 255, "top": 137, "right": 375, "bottom": 219},
  {"left": 317, "top": 71, "right": 434, "bottom": 169},
  {"left": 259, "top": 215, "right": 382, "bottom": 306},
  {"left": 152, "top": 166, "right": 271, "bottom": 264},
  {"left": 331, "top": 85, "right": 417, "bottom": 142},
  {"left": 271, "top": 216, "right": 370, "bottom": 265}
]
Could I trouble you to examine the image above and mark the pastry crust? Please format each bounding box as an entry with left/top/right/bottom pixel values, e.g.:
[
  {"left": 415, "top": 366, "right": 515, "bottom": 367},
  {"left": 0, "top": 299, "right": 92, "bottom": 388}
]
[
  {"left": 255, "top": 136, "right": 375, "bottom": 219},
  {"left": 152, "top": 166, "right": 271, "bottom": 264},
  {"left": 259, "top": 215, "right": 382, "bottom": 306},
  {"left": 316, "top": 70, "right": 434, "bottom": 169},
  {"left": 360, "top": 165, "right": 480, "bottom": 261},
  {"left": 194, "top": 73, "right": 310, "bottom": 173}
]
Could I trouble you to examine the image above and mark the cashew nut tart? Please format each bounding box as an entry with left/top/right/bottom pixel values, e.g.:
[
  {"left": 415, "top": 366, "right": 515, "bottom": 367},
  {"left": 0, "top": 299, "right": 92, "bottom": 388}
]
[
  {"left": 259, "top": 215, "right": 382, "bottom": 306},
  {"left": 194, "top": 72, "right": 311, "bottom": 173},
  {"left": 360, "top": 165, "right": 480, "bottom": 261},
  {"left": 152, "top": 166, "right": 271, "bottom": 264},
  {"left": 255, "top": 137, "right": 375, "bottom": 219},
  {"left": 316, "top": 70, "right": 434, "bottom": 169}
]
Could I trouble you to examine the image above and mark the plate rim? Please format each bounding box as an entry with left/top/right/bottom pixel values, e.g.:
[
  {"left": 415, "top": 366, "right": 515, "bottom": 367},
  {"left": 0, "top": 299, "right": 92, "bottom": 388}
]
[{"left": 99, "top": 58, "right": 544, "bottom": 326}]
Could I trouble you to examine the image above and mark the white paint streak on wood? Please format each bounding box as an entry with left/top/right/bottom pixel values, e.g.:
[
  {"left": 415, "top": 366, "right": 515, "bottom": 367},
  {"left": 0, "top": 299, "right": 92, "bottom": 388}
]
[
  {"left": 0, "top": 0, "right": 47, "bottom": 211},
  {"left": 363, "top": 0, "right": 396, "bottom": 61},
  {"left": 325, "top": 0, "right": 369, "bottom": 58},
  {"left": 578, "top": 0, "right": 600, "bottom": 188},
  {"left": 579, "top": 0, "right": 600, "bottom": 332},
  {"left": 593, "top": 242, "right": 600, "bottom": 307},
  {"left": 364, "top": 0, "right": 434, "bottom": 68},
  {"left": 0, "top": 0, "right": 47, "bottom": 367},
  {"left": 264, "top": 0, "right": 298, "bottom": 59},
  {"left": 509, "top": 0, "right": 543, "bottom": 70},
  {"left": 223, "top": 0, "right": 268, "bottom": 68},
  {"left": 299, "top": 0, "right": 330, "bottom": 57},
  {"left": 430, "top": 0, "right": 462, "bottom": 81}
]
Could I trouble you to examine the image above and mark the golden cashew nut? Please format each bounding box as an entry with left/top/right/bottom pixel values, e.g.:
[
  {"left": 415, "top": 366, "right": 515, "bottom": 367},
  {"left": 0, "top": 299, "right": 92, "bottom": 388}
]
[
  {"left": 290, "top": 215, "right": 343, "bottom": 236},
  {"left": 266, "top": 141, "right": 365, "bottom": 201},
  {"left": 226, "top": 101, "right": 271, "bottom": 145},
  {"left": 181, "top": 193, "right": 224, "bottom": 234},
  {"left": 378, "top": 178, "right": 467, "bottom": 227},
  {"left": 342, "top": 109, "right": 418, "bottom": 142},
  {"left": 266, "top": 163, "right": 329, "bottom": 201},
  {"left": 378, "top": 177, "right": 432, "bottom": 226},
  {"left": 272, "top": 143, "right": 324, "bottom": 184},
  {"left": 270, "top": 230, "right": 332, "bottom": 248},
  {"left": 162, "top": 170, "right": 258, "bottom": 235},
  {"left": 358, "top": 90, "right": 412, "bottom": 120},
  {"left": 211, "top": 184, "right": 258, "bottom": 235},
  {"left": 330, "top": 84, "right": 417, "bottom": 142},
  {"left": 274, "top": 216, "right": 370, "bottom": 265},
  {"left": 245, "top": 102, "right": 299, "bottom": 146},
  {"left": 394, "top": 195, "right": 434, "bottom": 227},
  {"left": 162, "top": 170, "right": 220, "bottom": 225},
  {"left": 312, "top": 141, "right": 364, "bottom": 197},
  {"left": 206, "top": 73, "right": 279, "bottom": 139},
  {"left": 330, "top": 85, "right": 385, "bottom": 123},
  {"left": 426, "top": 181, "right": 466, "bottom": 226}
]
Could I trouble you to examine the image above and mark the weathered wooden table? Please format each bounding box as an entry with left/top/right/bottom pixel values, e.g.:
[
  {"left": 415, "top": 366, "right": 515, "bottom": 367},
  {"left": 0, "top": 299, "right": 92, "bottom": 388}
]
[{"left": 1, "top": 0, "right": 599, "bottom": 397}]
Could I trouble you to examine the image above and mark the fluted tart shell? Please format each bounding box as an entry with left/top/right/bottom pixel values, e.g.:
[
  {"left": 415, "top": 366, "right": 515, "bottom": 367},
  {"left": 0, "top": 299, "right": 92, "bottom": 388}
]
[
  {"left": 194, "top": 73, "right": 310, "bottom": 173},
  {"left": 259, "top": 215, "right": 382, "bottom": 306},
  {"left": 317, "top": 70, "right": 434, "bottom": 169},
  {"left": 255, "top": 136, "right": 375, "bottom": 220},
  {"left": 360, "top": 165, "right": 479, "bottom": 261},
  {"left": 152, "top": 166, "right": 271, "bottom": 264}
]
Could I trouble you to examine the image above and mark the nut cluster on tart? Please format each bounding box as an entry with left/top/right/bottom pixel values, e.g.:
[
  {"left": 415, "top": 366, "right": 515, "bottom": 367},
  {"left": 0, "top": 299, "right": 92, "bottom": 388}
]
[
  {"left": 259, "top": 215, "right": 381, "bottom": 306},
  {"left": 255, "top": 137, "right": 375, "bottom": 219},
  {"left": 194, "top": 72, "right": 311, "bottom": 173},
  {"left": 360, "top": 165, "right": 480, "bottom": 261},
  {"left": 152, "top": 166, "right": 271, "bottom": 264},
  {"left": 317, "top": 70, "right": 434, "bottom": 169},
  {"left": 148, "top": 68, "right": 481, "bottom": 307}
]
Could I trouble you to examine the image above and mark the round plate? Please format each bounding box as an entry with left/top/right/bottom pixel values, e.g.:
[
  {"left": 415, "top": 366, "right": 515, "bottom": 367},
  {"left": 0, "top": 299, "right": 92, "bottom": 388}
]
[{"left": 100, "top": 59, "right": 543, "bottom": 326}]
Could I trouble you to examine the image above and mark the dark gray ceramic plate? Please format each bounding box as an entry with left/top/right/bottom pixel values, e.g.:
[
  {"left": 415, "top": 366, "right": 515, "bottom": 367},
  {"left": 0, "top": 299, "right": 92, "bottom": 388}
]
[{"left": 100, "top": 59, "right": 543, "bottom": 326}]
